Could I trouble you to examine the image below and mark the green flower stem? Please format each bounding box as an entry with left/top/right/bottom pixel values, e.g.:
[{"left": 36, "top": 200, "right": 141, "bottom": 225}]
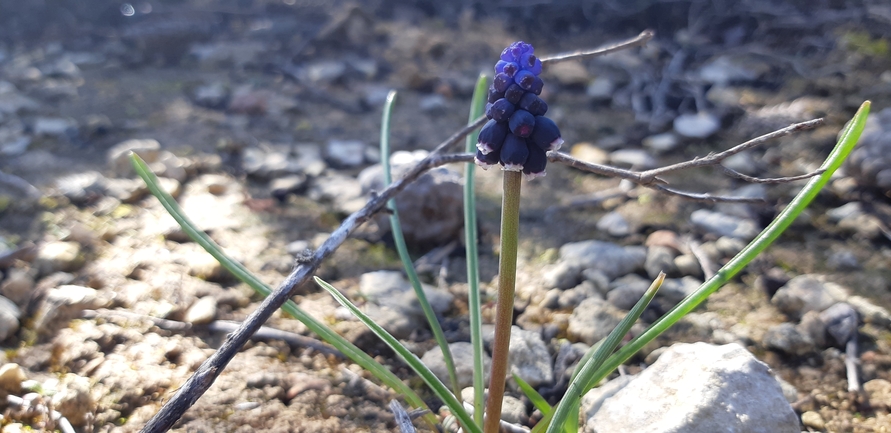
[
  {"left": 465, "top": 74, "right": 489, "bottom": 428},
  {"left": 582, "top": 100, "right": 871, "bottom": 392},
  {"left": 484, "top": 170, "right": 523, "bottom": 433}
]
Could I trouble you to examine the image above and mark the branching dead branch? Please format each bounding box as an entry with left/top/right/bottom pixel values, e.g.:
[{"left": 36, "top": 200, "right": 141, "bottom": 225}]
[{"left": 540, "top": 30, "right": 655, "bottom": 64}]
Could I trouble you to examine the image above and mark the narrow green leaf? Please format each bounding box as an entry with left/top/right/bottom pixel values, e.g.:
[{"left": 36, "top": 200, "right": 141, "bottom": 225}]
[
  {"left": 315, "top": 277, "right": 482, "bottom": 433},
  {"left": 129, "top": 153, "right": 438, "bottom": 427},
  {"left": 545, "top": 273, "right": 665, "bottom": 433},
  {"left": 583, "top": 101, "right": 872, "bottom": 392},
  {"left": 379, "top": 90, "right": 462, "bottom": 399},
  {"left": 513, "top": 373, "right": 551, "bottom": 415},
  {"left": 464, "top": 73, "right": 489, "bottom": 427}
]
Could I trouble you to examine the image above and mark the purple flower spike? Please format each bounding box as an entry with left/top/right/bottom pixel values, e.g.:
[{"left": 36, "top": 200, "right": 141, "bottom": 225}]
[
  {"left": 499, "top": 134, "right": 529, "bottom": 171},
  {"left": 502, "top": 62, "right": 520, "bottom": 78}
]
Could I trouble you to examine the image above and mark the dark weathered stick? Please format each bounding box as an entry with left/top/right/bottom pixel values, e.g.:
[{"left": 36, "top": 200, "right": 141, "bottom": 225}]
[
  {"left": 139, "top": 117, "right": 485, "bottom": 433},
  {"left": 540, "top": 30, "right": 655, "bottom": 64}
]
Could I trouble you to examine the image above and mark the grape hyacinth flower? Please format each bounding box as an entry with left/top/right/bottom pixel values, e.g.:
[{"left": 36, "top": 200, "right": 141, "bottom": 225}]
[{"left": 477, "top": 41, "right": 563, "bottom": 180}]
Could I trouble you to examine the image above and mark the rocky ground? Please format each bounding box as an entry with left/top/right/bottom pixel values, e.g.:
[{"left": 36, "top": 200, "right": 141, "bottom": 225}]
[{"left": 2, "top": 1, "right": 891, "bottom": 432}]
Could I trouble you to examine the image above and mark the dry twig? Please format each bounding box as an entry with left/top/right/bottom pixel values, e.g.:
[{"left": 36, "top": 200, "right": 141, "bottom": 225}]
[{"left": 541, "top": 30, "right": 654, "bottom": 64}]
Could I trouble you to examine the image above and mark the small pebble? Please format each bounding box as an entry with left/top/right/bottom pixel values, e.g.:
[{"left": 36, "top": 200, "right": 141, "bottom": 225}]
[
  {"left": 184, "top": 296, "right": 218, "bottom": 324},
  {"left": 800, "top": 411, "right": 825, "bottom": 430}
]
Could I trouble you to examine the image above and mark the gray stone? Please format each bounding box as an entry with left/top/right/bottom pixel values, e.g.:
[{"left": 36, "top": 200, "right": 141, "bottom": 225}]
[
  {"left": 499, "top": 395, "right": 527, "bottom": 425},
  {"left": 690, "top": 209, "right": 760, "bottom": 241},
  {"left": 722, "top": 151, "right": 760, "bottom": 175},
  {"left": 548, "top": 61, "right": 589, "bottom": 86},
  {"left": 658, "top": 277, "right": 701, "bottom": 306},
  {"left": 0, "top": 363, "right": 25, "bottom": 393},
  {"left": 184, "top": 296, "right": 218, "bottom": 325},
  {"left": 645, "top": 246, "right": 677, "bottom": 279},
  {"left": 359, "top": 152, "right": 464, "bottom": 246},
  {"left": 359, "top": 271, "right": 453, "bottom": 338},
  {"left": 325, "top": 139, "right": 366, "bottom": 168},
  {"left": 581, "top": 374, "right": 634, "bottom": 422},
  {"left": 270, "top": 175, "right": 308, "bottom": 200},
  {"left": 827, "top": 250, "right": 860, "bottom": 271},
  {"left": 826, "top": 202, "right": 863, "bottom": 222},
  {"left": 698, "top": 55, "right": 769, "bottom": 86},
  {"left": 0, "top": 268, "right": 33, "bottom": 306},
  {"left": 585, "top": 342, "right": 799, "bottom": 433},
  {"left": 34, "top": 241, "right": 83, "bottom": 275},
  {"left": 673, "top": 254, "right": 702, "bottom": 278},
  {"left": 108, "top": 138, "right": 161, "bottom": 176},
  {"left": 607, "top": 274, "right": 651, "bottom": 311},
  {"left": 57, "top": 171, "right": 107, "bottom": 205},
  {"left": 508, "top": 326, "right": 553, "bottom": 388},
  {"left": 421, "top": 342, "right": 489, "bottom": 390},
  {"left": 715, "top": 236, "right": 746, "bottom": 257},
  {"left": 419, "top": 94, "right": 447, "bottom": 112},
  {"left": 0, "top": 82, "right": 39, "bottom": 115},
  {"left": 820, "top": 302, "right": 858, "bottom": 346},
  {"left": 586, "top": 76, "right": 616, "bottom": 101},
  {"left": 568, "top": 298, "right": 626, "bottom": 345},
  {"left": 559, "top": 240, "right": 646, "bottom": 280},
  {"left": 32, "top": 117, "right": 76, "bottom": 137},
  {"left": 762, "top": 323, "right": 815, "bottom": 356},
  {"left": 771, "top": 275, "right": 845, "bottom": 319},
  {"left": 581, "top": 269, "right": 611, "bottom": 296},
  {"left": 609, "top": 149, "right": 657, "bottom": 169},
  {"left": 642, "top": 132, "right": 679, "bottom": 154},
  {"left": 51, "top": 373, "right": 94, "bottom": 426},
  {"left": 596, "top": 211, "right": 631, "bottom": 237},
  {"left": 37, "top": 285, "right": 107, "bottom": 335},
  {"left": 539, "top": 288, "right": 561, "bottom": 309},
  {"left": 0, "top": 121, "right": 31, "bottom": 155},
  {"left": 775, "top": 376, "right": 799, "bottom": 403},
  {"left": 847, "top": 296, "right": 891, "bottom": 327},
  {"left": 673, "top": 112, "right": 721, "bottom": 139},
  {"left": 558, "top": 280, "right": 602, "bottom": 309},
  {"left": 0, "top": 296, "right": 21, "bottom": 341},
  {"left": 308, "top": 173, "right": 364, "bottom": 214},
  {"left": 192, "top": 81, "right": 229, "bottom": 108},
  {"left": 542, "top": 262, "right": 581, "bottom": 290}
]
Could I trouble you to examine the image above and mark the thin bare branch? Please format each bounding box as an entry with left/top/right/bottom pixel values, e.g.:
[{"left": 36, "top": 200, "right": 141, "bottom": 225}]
[
  {"left": 541, "top": 30, "right": 655, "bottom": 64},
  {"left": 390, "top": 400, "right": 418, "bottom": 433},
  {"left": 637, "top": 118, "right": 824, "bottom": 183},
  {"left": 719, "top": 166, "right": 826, "bottom": 184},
  {"left": 650, "top": 184, "right": 767, "bottom": 203}
]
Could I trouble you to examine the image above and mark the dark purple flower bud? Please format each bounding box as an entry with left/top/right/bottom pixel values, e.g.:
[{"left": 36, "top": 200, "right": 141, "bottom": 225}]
[
  {"left": 495, "top": 60, "right": 508, "bottom": 74},
  {"left": 476, "top": 148, "right": 500, "bottom": 169},
  {"left": 493, "top": 73, "right": 512, "bottom": 93},
  {"left": 514, "top": 70, "right": 536, "bottom": 90},
  {"left": 518, "top": 93, "right": 545, "bottom": 116},
  {"left": 519, "top": 53, "right": 542, "bottom": 76},
  {"left": 487, "top": 98, "right": 515, "bottom": 122},
  {"left": 488, "top": 86, "right": 504, "bottom": 103},
  {"left": 504, "top": 84, "right": 525, "bottom": 105},
  {"left": 535, "top": 100, "right": 548, "bottom": 116},
  {"left": 528, "top": 76, "right": 544, "bottom": 95},
  {"left": 508, "top": 109, "right": 536, "bottom": 138},
  {"left": 502, "top": 62, "right": 519, "bottom": 78},
  {"left": 529, "top": 116, "right": 563, "bottom": 151},
  {"left": 523, "top": 142, "right": 548, "bottom": 180},
  {"left": 477, "top": 119, "right": 509, "bottom": 155},
  {"left": 499, "top": 133, "right": 529, "bottom": 171},
  {"left": 485, "top": 102, "right": 493, "bottom": 119}
]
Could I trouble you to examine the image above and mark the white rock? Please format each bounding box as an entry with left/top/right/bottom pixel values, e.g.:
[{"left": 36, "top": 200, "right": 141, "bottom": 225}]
[
  {"left": 585, "top": 342, "right": 799, "bottom": 433},
  {"left": 325, "top": 139, "right": 366, "bottom": 167},
  {"left": 34, "top": 241, "right": 83, "bottom": 275},
  {"left": 0, "top": 297, "right": 20, "bottom": 341},
  {"left": 184, "top": 296, "right": 218, "bottom": 324},
  {"left": 642, "top": 132, "right": 679, "bottom": 154},
  {"left": 559, "top": 240, "right": 647, "bottom": 280},
  {"left": 596, "top": 211, "right": 631, "bottom": 237},
  {"left": 508, "top": 326, "right": 553, "bottom": 388},
  {"left": 421, "top": 342, "right": 489, "bottom": 389},
  {"left": 108, "top": 138, "right": 161, "bottom": 176},
  {"left": 690, "top": 209, "right": 760, "bottom": 241},
  {"left": 673, "top": 112, "right": 721, "bottom": 139},
  {"left": 51, "top": 373, "right": 94, "bottom": 426},
  {"left": 0, "top": 363, "right": 25, "bottom": 393}
]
